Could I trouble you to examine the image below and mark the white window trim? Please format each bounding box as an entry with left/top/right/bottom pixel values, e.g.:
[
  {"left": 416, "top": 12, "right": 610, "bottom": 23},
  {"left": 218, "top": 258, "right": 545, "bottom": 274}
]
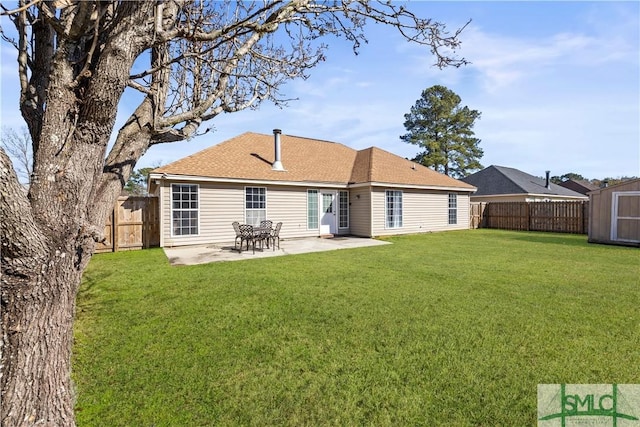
[
  {"left": 170, "top": 183, "right": 200, "bottom": 238},
  {"left": 385, "top": 190, "right": 403, "bottom": 229},
  {"left": 611, "top": 191, "right": 640, "bottom": 243},
  {"left": 448, "top": 193, "right": 458, "bottom": 225},
  {"left": 244, "top": 186, "right": 267, "bottom": 226},
  {"left": 307, "top": 189, "right": 319, "bottom": 230},
  {"left": 339, "top": 190, "right": 349, "bottom": 229}
]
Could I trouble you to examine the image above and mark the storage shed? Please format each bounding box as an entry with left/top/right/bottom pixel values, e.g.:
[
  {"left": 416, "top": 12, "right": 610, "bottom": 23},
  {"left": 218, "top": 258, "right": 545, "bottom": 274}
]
[{"left": 588, "top": 178, "right": 640, "bottom": 247}]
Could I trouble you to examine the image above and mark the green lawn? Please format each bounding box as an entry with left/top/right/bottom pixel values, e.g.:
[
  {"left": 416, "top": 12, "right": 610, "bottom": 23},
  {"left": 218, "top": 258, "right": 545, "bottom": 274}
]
[{"left": 73, "top": 230, "right": 640, "bottom": 426}]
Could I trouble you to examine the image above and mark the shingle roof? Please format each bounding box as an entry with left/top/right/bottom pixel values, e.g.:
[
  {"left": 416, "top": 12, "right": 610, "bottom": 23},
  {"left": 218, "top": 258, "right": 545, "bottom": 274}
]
[
  {"left": 461, "top": 165, "right": 587, "bottom": 198},
  {"left": 557, "top": 179, "right": 599, "bottom": 195},
  {"left": 153, "top": 132, "right": 475, "bottom": 190}
]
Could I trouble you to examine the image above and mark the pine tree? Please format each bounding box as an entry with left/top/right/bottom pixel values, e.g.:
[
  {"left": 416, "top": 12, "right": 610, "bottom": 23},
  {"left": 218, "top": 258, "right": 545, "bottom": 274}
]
[{"left": 401, "top": 85, "right": 483, "bottom": 178}]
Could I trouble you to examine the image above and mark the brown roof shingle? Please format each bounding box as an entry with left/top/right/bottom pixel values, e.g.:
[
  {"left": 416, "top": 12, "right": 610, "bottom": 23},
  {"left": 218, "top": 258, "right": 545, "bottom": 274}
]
[{"left": 154, "top": 132, "right": 475, "bottom": 190}]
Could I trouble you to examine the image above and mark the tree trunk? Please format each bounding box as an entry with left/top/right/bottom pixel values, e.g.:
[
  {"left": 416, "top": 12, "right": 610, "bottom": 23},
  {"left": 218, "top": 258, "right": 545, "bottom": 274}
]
[
  {"left": 1, "top": 258, "right": 82, "bottom": 426},
  {"left": 1, "top": 3, "right": 158, "bottom": 423},
  {"left": 1, "top": 146, "right": 90, "bottom": 426}
]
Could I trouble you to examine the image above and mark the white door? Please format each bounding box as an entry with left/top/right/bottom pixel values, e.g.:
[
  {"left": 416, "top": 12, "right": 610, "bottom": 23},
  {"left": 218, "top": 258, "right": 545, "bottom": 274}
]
[{"left": 320, "top": 192, "right": 337, "bottom": 235}]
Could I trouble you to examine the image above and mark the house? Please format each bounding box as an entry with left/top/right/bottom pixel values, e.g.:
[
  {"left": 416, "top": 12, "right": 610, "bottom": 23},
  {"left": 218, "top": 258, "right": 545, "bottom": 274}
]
[
  {"left": 588, "top": 178, "right": 640, "bottom": 247},
  {"left": 558, "top": 178, "right": 599, "bottom": 195},
  {"left": 461, "top": 165, "right": 588, "bottom": 203},
  {"left": 148, "top": 130, "right": 476, "bottom": 247}
]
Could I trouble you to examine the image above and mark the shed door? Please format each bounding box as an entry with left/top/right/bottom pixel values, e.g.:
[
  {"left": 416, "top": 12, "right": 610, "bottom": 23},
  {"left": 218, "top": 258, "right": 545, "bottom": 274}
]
[{"left": 611, "top": 192, "right": 640, "bottom": 243}]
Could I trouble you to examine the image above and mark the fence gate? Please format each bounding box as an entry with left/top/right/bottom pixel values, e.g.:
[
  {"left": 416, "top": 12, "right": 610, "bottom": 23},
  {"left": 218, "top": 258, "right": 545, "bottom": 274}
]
[
  {"left": 95, "top": 196, "right": 159, "bottom": 253},
  {"left": 470, "top": 202, "right": 486, "bottom": 229}
]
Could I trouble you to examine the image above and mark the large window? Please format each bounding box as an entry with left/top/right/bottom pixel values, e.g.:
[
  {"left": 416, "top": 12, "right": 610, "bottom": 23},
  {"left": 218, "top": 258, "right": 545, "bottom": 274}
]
[
  {"left": 448, "top": 193, "right": 458, "bottom": 225},
  {"left": 171, "top": 184, "right": 199, "bottom": 236},
  {"left": 386, "top": 190, "right": 403, "bottom": 228},
  {"left": 245, "top": 187, "right": 266, "bottom": 225},
  {"left": 339, "top": 191, "right": 349, "bottom": 228},
  {"left": 307, "top": 190, "right": 318, "bottom": 229}
]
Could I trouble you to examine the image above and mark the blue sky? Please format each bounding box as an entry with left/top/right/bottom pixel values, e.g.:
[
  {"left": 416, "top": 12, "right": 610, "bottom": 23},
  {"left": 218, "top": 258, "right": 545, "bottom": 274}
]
[{"left": 1, "top": 1, "right": 638, "bottom": 180}]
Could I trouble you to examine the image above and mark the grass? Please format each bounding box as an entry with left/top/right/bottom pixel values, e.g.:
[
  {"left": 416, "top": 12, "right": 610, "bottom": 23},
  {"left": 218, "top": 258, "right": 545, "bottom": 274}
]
[{"left": 73, "top": 229, "right": 640, "bottom": 426}]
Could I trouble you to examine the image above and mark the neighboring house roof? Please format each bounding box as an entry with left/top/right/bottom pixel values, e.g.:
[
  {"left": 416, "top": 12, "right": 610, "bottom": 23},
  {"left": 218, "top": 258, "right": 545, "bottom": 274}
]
[
  {"left": 461, "top": 165, "right": 587, "bottom": 198},
  {"left": 152, "top": 132, "right": 475, "bottom": 191},
  {"left": 588, "top": 177, "right": 640, "bottom": 195},
  {"left": 557, "top": 179, "right": 599, "bottom": 195}
]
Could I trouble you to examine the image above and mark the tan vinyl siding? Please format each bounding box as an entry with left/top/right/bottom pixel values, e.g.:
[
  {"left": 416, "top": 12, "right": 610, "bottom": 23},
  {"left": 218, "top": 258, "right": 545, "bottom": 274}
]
[
  {"left": 161, "top": 181, "right": 244, "bottom": 247},
  {"left": 261, "top": 186, "right": 352, "bottom": 238},
  {"left": 262, "top": 186, "right": 323, "bottom": 240},
  {"left": 371, "top": 188, "right": 470, "bottom": 237},
  {"left": 349, "top": 187, "right": 373, "bottom": 237},
  {"left": 159, "top": 180, "right": 473, "bottom": 247},
  {"left": 160, "top": 181, "right": 349, "bottom": 246}
]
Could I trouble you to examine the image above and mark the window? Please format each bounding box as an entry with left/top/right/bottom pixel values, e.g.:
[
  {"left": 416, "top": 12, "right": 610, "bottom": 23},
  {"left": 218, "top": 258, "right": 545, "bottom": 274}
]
[
  {"left": 307, "top": 190, "right": 318, "bottom": 229},
  {"left": 171, "top": 184, "right": 198, "bottom": 236},
  {"left": 245, "top": 187, "right": 266, "bottom": 225},
  {"left": 386, "top": 190, "right": 403, "bottom": 228},
  {"left": 448, "top": 193, "right": 457, "bottom": 225},
  {"left": 339, "top": 191, "right": 349, "bottom": 228}
]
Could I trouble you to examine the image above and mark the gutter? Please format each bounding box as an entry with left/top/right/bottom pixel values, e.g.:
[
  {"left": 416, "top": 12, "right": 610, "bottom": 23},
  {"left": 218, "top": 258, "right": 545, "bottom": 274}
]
[{"left": 149, "top": 173, "right": 477, "bottom": 193}]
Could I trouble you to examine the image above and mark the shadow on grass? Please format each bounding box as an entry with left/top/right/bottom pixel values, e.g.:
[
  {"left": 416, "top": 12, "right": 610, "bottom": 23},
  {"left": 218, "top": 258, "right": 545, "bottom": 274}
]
[{"left": 77, "top": 269, "right": 117, "bottom": 314}]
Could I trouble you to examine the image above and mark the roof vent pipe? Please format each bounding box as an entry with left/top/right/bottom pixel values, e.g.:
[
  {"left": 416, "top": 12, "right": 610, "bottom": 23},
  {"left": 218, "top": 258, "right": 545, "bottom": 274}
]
[
  {"left": 272, "top": 129, "right": 284, "bottom": 171},
  {"left": 545, "top": 170, "right": 551, "bottom": 189}
]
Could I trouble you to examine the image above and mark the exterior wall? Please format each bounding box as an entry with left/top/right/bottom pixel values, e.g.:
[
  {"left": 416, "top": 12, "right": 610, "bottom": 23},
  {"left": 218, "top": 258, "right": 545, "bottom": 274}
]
[
  {"left": 159, "top": 181, "right": 351, "bottom": 247},
  {"left": 268, "top": 185, "right": 350, "bottom": 239},
  {"left": 348, "top": 187, "right": 373, "bottom": 237},
  {"left": 159, "top": 180, "right": 474, "bottom": 247},
  {"left": 370, "top": 188, "right": 471, "bottom": 237},
  {"left": 160, "top": 181, "right": 244, "bottom": 247},
  {"left": 589, "top": 179, "right": 640, "bottom": 246}
]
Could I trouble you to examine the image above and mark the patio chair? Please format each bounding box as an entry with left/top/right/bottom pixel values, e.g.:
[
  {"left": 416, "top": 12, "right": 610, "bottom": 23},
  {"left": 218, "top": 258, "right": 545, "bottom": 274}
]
[
  {"left": 238, "top": 224, "right": 258, "bottom": 254},
  {"left": 269, "top": 222, "right": 282, "bottom": 250},
  {"left": 259, "top": 220, "right": 273, "bottom": 247},
  {"left": 232, "top": 222, "right": 242, "bottom": 250}
]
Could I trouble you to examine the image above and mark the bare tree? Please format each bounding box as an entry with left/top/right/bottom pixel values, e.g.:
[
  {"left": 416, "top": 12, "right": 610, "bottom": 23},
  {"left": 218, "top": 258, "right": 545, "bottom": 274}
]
[
  {"left": 0, "top": 1, "right": 467, "bottom": 425},
  {"left": 0, "top": 126, "right": 32, "bottom": 184}
]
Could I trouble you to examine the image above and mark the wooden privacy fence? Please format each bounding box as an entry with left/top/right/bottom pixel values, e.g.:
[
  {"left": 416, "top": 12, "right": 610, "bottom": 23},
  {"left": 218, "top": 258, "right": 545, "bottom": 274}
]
[
  {"left": 95, "top": 196, "right": 160, "bottom": 253},
  {"left": 470, "top": 202, "right": 487, "bottom": 229},
  {"left": 471, "top": 201, "right": 589, "bottom": 234}
]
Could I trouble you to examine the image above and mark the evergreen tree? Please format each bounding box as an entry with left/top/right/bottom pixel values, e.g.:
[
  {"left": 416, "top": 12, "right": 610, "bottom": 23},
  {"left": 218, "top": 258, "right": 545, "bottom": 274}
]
[
  {"left": 124, "top": 167, "right": 156, "bottom": 196},
  {"left": 551, "top": 172, "right": 586, "bottom": 184},
  {"left": 401, "top": 85, "right": 483, "bottom": 178}
]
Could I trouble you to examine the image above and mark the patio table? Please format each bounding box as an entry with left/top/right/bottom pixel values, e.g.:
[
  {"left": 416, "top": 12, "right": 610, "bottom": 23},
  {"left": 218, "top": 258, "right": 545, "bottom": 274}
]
[{"left": 237, "top": 224, "right": 272, "bottom": 253}]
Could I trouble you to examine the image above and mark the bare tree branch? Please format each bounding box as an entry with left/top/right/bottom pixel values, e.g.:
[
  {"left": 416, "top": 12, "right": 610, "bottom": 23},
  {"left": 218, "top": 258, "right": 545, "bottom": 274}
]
[
  {"left": 128, "top": 0, "right": 469, "bottom": 147},
  {"left": 0, "top": 127, "right": 33, "bottom": 184}
]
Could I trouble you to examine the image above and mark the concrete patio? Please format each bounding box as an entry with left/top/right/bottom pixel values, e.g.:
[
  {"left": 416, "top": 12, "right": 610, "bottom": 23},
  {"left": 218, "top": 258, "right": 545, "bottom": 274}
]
[{"left": 163, "top": 236, "right": 391, "bottom": 266}]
